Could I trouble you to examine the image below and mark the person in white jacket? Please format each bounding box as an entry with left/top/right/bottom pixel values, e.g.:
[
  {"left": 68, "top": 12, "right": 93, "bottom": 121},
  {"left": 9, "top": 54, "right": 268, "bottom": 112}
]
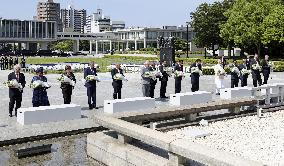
[{"left": 214, "top": 59, "right": 226, "bottom": 95}]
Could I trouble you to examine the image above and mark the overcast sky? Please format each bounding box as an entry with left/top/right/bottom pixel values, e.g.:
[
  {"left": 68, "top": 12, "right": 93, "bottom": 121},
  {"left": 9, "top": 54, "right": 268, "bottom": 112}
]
[{"left": 0, "top": 0, "right": 217, "bottom": 27}]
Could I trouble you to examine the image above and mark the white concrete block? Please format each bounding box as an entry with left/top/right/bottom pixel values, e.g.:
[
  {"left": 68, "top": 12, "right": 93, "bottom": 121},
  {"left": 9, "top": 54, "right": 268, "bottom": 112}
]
[
  {"left": 183, "top": 128, "right": 211, "bottom": 138},
  {"left": 170, "top": 91, "right": 212, "bottom": 106},
  {"left": 17, "top": 104, "right": 81, "bottom": 125},
  {"left": 220, "top": 87, "right": 253, "bottom": 99},
  {"left": 104, "top": 97, "right": 155, "bottom": 114}
]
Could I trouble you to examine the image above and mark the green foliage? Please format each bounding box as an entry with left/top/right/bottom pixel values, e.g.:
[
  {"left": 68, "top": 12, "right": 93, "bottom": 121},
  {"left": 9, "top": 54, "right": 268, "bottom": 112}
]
[
  {"left": 51, "top": 40, "right": 73, "bottom": 52},
  {"left": 220, "top": 0, "right": 283, "bottom": 53},
  {"left": 175, "top": 38, "right": 187, "bottom": 51},
  {"left": 79, "top": 40, "right": 90, "bottom": 51},
  {"left": 190, "top": 0, "right": 234, "bottom": 49}
]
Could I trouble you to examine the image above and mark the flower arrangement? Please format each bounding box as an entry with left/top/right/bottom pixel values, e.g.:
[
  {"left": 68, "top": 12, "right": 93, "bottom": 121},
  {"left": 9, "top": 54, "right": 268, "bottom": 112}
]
[
  {"left": 214, "top": 65, "right": 226, "bottom": 76},
  {"left": 164, "top": 67, "right": 173, "bottom": 75},
  {"left": 57, "top": 75, "right": 75, "bottom": 86},
  {"left": 3, "top": 79, "right": 23, "bottom": 91},
  {"left": 191, "top": 67, "right": 203, "bottom": 75},
  {"left": 252, "top": 64, "right": 262, "bottom": 71},
  {"left": 174, "top": 70, "right": 185, "bottom": 77},
  {"left": 30, "top": 80, "right": 51, "bottom": 89},
  {"left": 231, "top": 67, "right": 240, "bottom": 77},
  {"left": 85, "top": 75, "right": 100, "bottom": 82},
  {"left": 241, "top": 69, "right": 251, "bottom": 75},
  {"left": 113, "top": 73, "right": 126, "bottom": 81}
]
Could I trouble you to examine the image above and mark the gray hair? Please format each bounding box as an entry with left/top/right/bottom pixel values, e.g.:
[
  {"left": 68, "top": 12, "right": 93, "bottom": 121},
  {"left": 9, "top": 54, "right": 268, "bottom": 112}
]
[{"left": 14, "top": 64, "right": 21, "bottom": 71}]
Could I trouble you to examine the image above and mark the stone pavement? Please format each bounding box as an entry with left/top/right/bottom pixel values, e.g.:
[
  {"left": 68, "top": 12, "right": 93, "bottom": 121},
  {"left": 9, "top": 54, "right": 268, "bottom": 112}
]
[{"left": 0, "top": 70, "right": 283, "bottom": 142}]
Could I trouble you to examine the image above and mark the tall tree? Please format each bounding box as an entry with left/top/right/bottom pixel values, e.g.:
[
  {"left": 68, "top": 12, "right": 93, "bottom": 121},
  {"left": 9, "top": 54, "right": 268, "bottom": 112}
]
[
  {"left": 190, "top": 0, "right": 234, "bottom": 56},
  {"left": 220, "top": 0, "right": 282, "bottom": 56}
]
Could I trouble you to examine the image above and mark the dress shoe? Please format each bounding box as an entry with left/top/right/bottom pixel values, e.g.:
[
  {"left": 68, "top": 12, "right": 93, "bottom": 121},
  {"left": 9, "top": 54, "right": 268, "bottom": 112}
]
[
  {"left": 89, "top": 105, "right": 93, "bottom": 110},
  {"left": 9, "top": 114, "right": 12, "bottom": 117}
]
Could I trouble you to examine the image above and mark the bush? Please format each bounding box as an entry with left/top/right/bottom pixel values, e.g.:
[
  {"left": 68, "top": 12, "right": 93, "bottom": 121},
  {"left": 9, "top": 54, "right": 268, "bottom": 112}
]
[{"left": 273, "top": 65, "right": 284, "bottom": 72}]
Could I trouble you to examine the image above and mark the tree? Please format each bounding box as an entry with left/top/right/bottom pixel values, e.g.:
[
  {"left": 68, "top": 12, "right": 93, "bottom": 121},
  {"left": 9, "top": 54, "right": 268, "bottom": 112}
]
[
  {"left": 174, "top": 38, "right": 187, "bottom": 51},
  {"left": 51, "top": 40, "right": 73, "bottom": 52},
  {"left": 262, "top": 5, "right": 284, "bottom": 45},
  {"left": 80, "top": 40, "right": 90, "bottom": 51},
  {"left": 220, "top": 0, "right": 282, "bottom": 56},
  {"left": 190, "top": 0, "right": 234, "bottom": 56}
]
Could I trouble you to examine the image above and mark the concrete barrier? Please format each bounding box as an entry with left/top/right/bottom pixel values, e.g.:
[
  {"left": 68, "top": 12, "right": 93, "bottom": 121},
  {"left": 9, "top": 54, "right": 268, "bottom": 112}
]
[
  {"left": 220, "top": 87, "right": 253, "bottom": 99},
  {"left": 89, "top": 115, "right": 263, "bottom": 166},
  {"left": 104, "top": 97, "right": 155, "bottom": 114},
  {"left": 17, "top": 104, "right": 81, "bottom": 125},
  {"left": 170, "top": 91, "right": 212, "bottom": 106}
]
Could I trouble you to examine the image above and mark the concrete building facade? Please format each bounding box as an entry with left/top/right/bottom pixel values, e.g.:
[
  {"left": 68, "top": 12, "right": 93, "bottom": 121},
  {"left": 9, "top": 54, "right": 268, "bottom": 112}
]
[
  {"left": 61, "top": 6, "right": 86, "bottom": 33},
  {"left": 36, "top": 0, "right": 62, "bottom": 31},
  {"left": 0, "top": 18, "right": 57, "bottom": 50}
]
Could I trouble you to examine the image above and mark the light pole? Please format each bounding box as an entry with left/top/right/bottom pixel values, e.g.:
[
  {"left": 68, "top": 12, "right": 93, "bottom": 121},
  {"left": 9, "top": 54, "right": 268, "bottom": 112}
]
[{"left": 186, "top": 22, "right": 190, "bottom": 58}]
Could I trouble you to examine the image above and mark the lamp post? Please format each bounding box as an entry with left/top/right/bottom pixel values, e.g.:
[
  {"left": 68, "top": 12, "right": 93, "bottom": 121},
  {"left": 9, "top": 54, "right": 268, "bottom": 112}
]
[{"left": 186, "top": 22, "right": 190, "bottom": 58}]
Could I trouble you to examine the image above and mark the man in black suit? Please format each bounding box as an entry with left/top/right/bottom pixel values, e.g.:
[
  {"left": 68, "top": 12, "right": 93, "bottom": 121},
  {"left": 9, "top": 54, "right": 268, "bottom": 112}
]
[
  {"left": 14, "top": 56, "right": 19, "bottom": 65},
  {"left": 84, "top": 62, "right": 98, "bottom": 110},
  {"left": 174, "top": 60, "right": 183, "bottom": 94},
  {"left": 149, "top": 62, "right": 158, "bottom": 98},
  {"left": 220, "top": 56, "right": 227, "bottom": 69},
  {"left": 9, "top": 56, "right": 14, "bottom": 70},
  {"left": 0, "top": 56, "right": 4, "bottom": 70},
  {"left": 190, "top": 59, "right": 202, "bottom": 92},
  {"left": 230, "top": 60, "right": 240, "bottom": 88},
  {"left": 8, "top": 64, "right": 26, "bottom": 117},
  {"left": 261, "top": 55, "right": 271, "bottom": 84},
  {"left": 111, "top": 64, "right": 124, "bottom": 99},
  {"left": 239, "top": 59, "right": 249, "bottom": 87},
  {"left": 159, "top": 61, "right": 169, "bottom": 98},
  {"left": 250, "top": 54, "right": 262, "bottom": 87},
  {"left": 4, "top": 56, "right": 8, "bottom": 69}
]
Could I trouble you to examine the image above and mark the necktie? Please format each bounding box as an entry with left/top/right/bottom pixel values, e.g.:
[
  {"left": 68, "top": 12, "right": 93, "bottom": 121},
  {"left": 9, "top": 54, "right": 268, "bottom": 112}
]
[{"left": 16, "top": 73, "right": 19, "bottom": 82}]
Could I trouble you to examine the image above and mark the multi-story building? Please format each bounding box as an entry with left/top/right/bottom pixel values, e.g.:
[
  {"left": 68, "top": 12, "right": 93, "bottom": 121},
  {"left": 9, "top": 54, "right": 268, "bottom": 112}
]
[
  {"left": 61, "top": 6, "right": 86, "bottom": 33},
  {"left": 111, "top": 21, "right": 126, "bottom": 31},
  {"left": 0, "top": 18, "right": 57, "bottom": 50},
  {"left": 36, "top": 0, "right": 62, "bottom": 31},
  {"left": 84, "top": 9, "right": 124, "bottom": 33}
]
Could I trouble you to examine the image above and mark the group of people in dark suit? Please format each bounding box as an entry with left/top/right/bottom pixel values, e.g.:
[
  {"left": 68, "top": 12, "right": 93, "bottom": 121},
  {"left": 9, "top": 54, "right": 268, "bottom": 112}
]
[
  {"left": 228, "top": 53, "right": 272, "bottom": 88},
  {"left": 1, "top": 56, "right": 26, "bottom": 70}
]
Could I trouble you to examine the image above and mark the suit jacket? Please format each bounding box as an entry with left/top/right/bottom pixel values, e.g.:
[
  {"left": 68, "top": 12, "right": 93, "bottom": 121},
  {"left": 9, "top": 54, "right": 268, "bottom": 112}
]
[
  {"left": 111, "top": 68, "right": 124, "bottom": 88},
  {"left": 84, "top": 67, "right": 97, "bottom": 88},
  {"left": 159, "top": 65, "right": 169, "bottom": 82},
  {"left": 261, "top": 59, "right": 270, "bottom": 76},
  {"left": 230, "top": 64, "right": 239, "bottom": 80},
  {"left": 250, "top": 59, "right": 261, "bottom": 79},
  {"left": 190, "top": 62, "right": 202, "bottom": 78},
  {"left": 174, "top": 64, "right": 183, "bottom": 80},
  {"left": 8, "top": 72, "right": 26, "bottom": 97},
  {"left": 60, "top": 72, "right": 76, "bottom": 89},
  {"left": 149, "top": 66, "right": 157, "bottom": 85},
  {"left": 141, "top": 67, "right": 151, "bottom": 85}
]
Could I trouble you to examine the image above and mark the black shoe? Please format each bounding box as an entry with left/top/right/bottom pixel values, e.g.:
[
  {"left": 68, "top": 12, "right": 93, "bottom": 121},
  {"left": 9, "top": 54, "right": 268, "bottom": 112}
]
[
  {"left": 216, "top": 93, "right": 220, "bottom": 95},
  {"left": 89, "top": 105, "right": 93, "bottom": 110},
  {"left": 94, "top": 107, "right": 99, "bottom": 109},
  {"left": 9, "top": 114, "right": 12, "bottom": 117}
]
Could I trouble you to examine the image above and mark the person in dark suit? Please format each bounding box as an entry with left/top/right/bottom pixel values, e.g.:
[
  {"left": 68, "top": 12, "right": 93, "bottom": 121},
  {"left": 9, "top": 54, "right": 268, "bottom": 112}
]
[
  {"left": 14, "top": 56, "right": 19, "bottom": 65},
  {"left": 0, "top": 56, "right": 4, "bottom": 70},
  {"left": 21, "top": 57, "right": 26, "bottom": 68},
  {"left": 111, "top": 64, "right": 124, "bottom": 99},
  {"left": 250, "top": 54, "right": 262, "bottom": 87},
  {"left": 141, "top": 61, "right": 151, "bottom": 97},
  {"left": 220, "top": 56, "right": 227, "bottom": 69},
  {"left": 60, "top": 65, "right": 76, "bottom": 104},
  {"left": 261, "top": 55, "right": 271, "bottom": 85},
  {"left": 230, "top": 60, "right": 240, "bottom": 88},
  {"left": 239, "top": 59, "right": 249, "bottom": 87},
  {"left": 159, "top": 61, "right": 169, "bottom": 98},
  {"left": 149, "top": 62, "right": 158, "bottom": 98},
  {"left": 32, "top": 68, "right": 50, "bottom": 107},
  {"left": 84, "top": 62, "right": 98, "bottom": 109},
  {"left": 9, "top": 56, "right": 14, "bottom": 70},
  {"left": 4, "top": 56, "right": 8, "bottom": 69},
  {"left": 174, "top": 60, "right": 183, "bottom": 94},
  {"left": 190, "top": 59, "right": 202, "bottom": 92},
  {"left": 8, "top": 64, "right": 26, "bottom": 117}
]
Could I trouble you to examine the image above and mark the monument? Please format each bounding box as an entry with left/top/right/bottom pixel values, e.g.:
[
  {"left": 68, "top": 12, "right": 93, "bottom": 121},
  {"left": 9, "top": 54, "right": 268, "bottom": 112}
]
[{"left": 158, "top": 36, "right": 176, "bottom": 65}]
